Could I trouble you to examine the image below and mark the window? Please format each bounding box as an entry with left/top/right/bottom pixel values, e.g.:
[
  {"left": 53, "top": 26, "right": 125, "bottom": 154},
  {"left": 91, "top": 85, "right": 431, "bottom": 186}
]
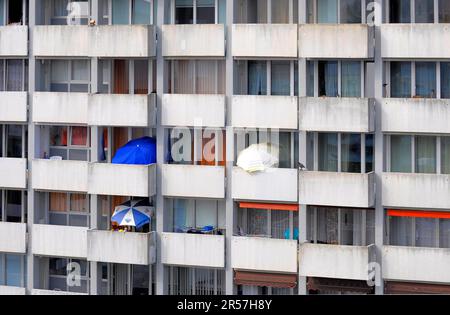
[
  {"left": 0, "top": 0, "right": 3, "bottom": 25},
  {"left": 415, "top": 135, "right": 436, "bottom": 174},
  {"left": 441, "top": 62, "right": 450, "bottom": 99},
  {"left": 317, "top": 0, "right": 337, "bottom": 23},
  {"left": 341, "top": 133, "right": 361, "bottom": 173},
  {"left": 133, "top": 0, "right": 152, "bottom": 24},
  {"left": 49, "top": 60, "right": 90, "bottom": 93},
  {"left": 318, "top": 61, "right": 338, "bottom": 97},
  {"left": 0, "top": 124, "right": 26, "bottom": 158},
  {"left": 175, "top": 0, "right": 194, "bottom": 24},
  {"left": 390, "top": 135, "right": 412, "bottom": 173},
  {"left": 441, "top": 137, "right": 450, "bottom": 174},
  {"left": 271, "top": 61, "right": 290, "bottom": 96},
  {"left": 440, "top": 0, "right": 450, "bottom": 22},
  {"left": 318, "top": 133, "right": 338, "bottom": 172},
  {"left": 49, "top": 126, "right": 90, "bottom": 161},
  {"left": 52, "top": 0, "right": 89, "bottom": 25},
  {"left": 341, "top": 61, "right": 361, "bottom": 97},
  {"left": 168, "top": 266, "right": 225, "bottom": 295},
  {"left": 248, "top": 61, "right": 267, "bottom": 95},
  {"left": 0, "top": 190, "right": 26, "bottom": 223},
  {"left": 271, "top": 0, "right": 290, "bottom": 23},
  {"left": 0, "top": 59, "right": 28, "bottom": 91},
  {"left": 389, "top": 0, "right": 411, "bottom": 23},
  {"left": 390, "top": 61, "right": 411, "bottom": 98},
  {"left": 197, "top": 0, "right": 215, "bottom": 24},
  {"left": 49, "top": 258, "right": 89, "bottom": 293},
  {"left": 0, "top": 254, "right": 25, "bottom": 287},
  {"left": 415, "top": 62, "right": 436, "bottom": 98},
  {"left": 340, "top": 0, "right": 362, "bottom": 23},
  {"left": 415, "top": 0, "right": 434, "bottom": 23},
  {"left": 49, "top": 192, "right": 89, "bottom": 227}
]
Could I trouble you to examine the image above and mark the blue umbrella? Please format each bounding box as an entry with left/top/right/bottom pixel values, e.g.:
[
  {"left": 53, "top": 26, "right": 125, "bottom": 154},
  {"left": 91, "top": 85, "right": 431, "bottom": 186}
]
[
  {"left": 111, "top": 199, "right": 154, "bottom": 228},
  {"left": 112, "top": 137, "right": 156, "bottom": 165}
]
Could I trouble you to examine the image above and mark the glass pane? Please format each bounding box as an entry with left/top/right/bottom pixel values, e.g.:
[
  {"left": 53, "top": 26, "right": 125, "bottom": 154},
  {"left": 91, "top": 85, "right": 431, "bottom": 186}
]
[
  {"left": 176, "top": 0, "right": 193, "bottom": 24},
  {"left": 195, "top": 199, "right": 217, "bottom": 228},
  {"left": 49, "top": 148, "right": 68, "bottom": 160},
  {"left": 340, "top": 209, "right": 354, "bottom": 245},
  {"left": 218, "top": 0, "right": 226, "bottom": 24},
  {"left": 248, "top": 61, "right": 267, "bottom": 96},
  {"left": 278, "top": 132, "right": 292, "bottom": 168},
  {"left": 50, "top": 192, "right": 67, "bottom": 212},
  {"left": 390, "top": 135, "right": 412, "bottom": 173},
  {"left": 415, "top": 0, "right": 434, "bottom": 23},
  {"left": 439, "top": 0, "right": 450, "bottom": 22},
  {"left": 6, "top": 190, "right": 22, "bottom": 222},
  {"left": 69, "top": 214, "right": 88, "bottom": 227},
  {"left": 317, "top": 0, "right": 337, "bottom": 23},
  {"left": 441, "top": 62, "right": 450, "bottom": 99},
  {"left": 174, "top": 60, "right": 194, "bottom": 94},
  {"left": 316, "top": 207, "right": 338, "bottom": 244},
  {"left": 365, "top": 134, "right": 374, "bottom": 173},
  {"left": 390, "top": 62, "right": 411, "bottom": 98},
  {"left": 133, "top": 0, "right": 151, "bottom": 24},
  {"left": 415, "top": 218, "right": 436, "bottom": 247},
  {"left": 340, "top": 0, "right": 362, "bottom": 23},
  {"left": 246, "top": 209, "right": 268, "bottom": 237},
  {"left": 6, "top": 60, "right": 23, "bottom": 91},
  {"left": 389, "top": 216, "right": 413, "bottom": 246},
  {"left": 49, "top": 258, "right": 68, "bottom": 276},
  {"left": 415, "top": 62, "right": 436, "bottom": 98},
  {"left": 71, "top": 127, "right": 88, "bottom": 146},
  {"left": 271, "top": 0, "right": 290, "bottom": 23},
  {"left": 134, "top": 60, "right": 149, "bottom": 94},
  {"left": 441, "top": 137, "right": 450, "bottom": 174},
  {"left": 318, "top": 133, "right": 338, "bottom": 172},
  {"left": 112, "top": 0, "right": 129, "bottom": 24},
  {"left": 0, "top": 0, "right": 4, "bottom": 25},
  {"left": 341, "top": 61, "right": 361, "bottom": 97},
  {"left": 415, "top": 136, "right": 436, "bottom": 174},
  {"left": 366, "top": 210, "right": 375, "bottom": 245},
  {"left": 197, "top": 0, "right": 214, "bottom": 24},
  {"left": 71, "top": 60, "right": 89, "bottom": 81},
  {"left": 51, "top": 60, "right": 69, "bottom": 83},
  {"left": 69, "top": 149, "right": 88, "bottom": 161},
  {"left": 439, "top": 219, "right": 450, "bottom": 248},
  {"left": 6, "top": 255, "right": 21, "bottom": 287},
  {"left": 70, "top": 194, "right": 87, "bottom": 212},
  {"left": 6, "top": 125, "right": 22, "bottom": 158},
  {"left": 271, "top": 210, "right": 289, "bottom": 239},
  {"left": 318, "top": 61, "right": 338, "bottom": 97},
  {"left": 0, "top": 60, "right": 4, "bottom": 91},
  {"left": 306, "top": 61, "right": 314, "bottom": 97},
  {"left": 389, "top": 0, "right": 411, "bottom": 23},
  {"left": 271, "top": 61, "right": 290, "bottom": 96},
  {"left": 341, "top": 133, "right": 361, "bottom": 173},
  {"left": 196, "top": 60, "right": 216, "bottom": 94},
  {"left": 49, "top": 212, "right": 67, "bottom": 225}
]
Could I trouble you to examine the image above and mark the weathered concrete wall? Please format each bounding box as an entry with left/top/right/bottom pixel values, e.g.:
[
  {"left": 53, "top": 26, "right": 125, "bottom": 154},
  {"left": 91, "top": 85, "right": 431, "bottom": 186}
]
[
  {"left": 0, "top": 285, "right": 26, "bottom": 295},
  {"left": 299, "top": 24, "right": 373, "bottom": 59},
  {"left": 33, "top": 26, "right": 89, "bottom": 57},
  {"left": 0, "top": 92, "right": 27, "bottom": 123},
  {"left": 299, "top": 97, "right": 375, "bottom": 132},
  {"left": 0, "top": 158, "right": 27, "bottom": 189},
  {"left": 0, "top": 26, "right": 28, "bottom": 56},
  {"left": 162, "top": 165, "right": 225, "bottom": 199},
  {"left": 232, "top": 24, "right": 298, "bottom": 58},
  {"left": 382, "top": 173, "right": 450, "bottom": 209},
  {"left": 162, "top": 24, "right": 225, "bottom": 57},
  {"left": 161, "top": 94, "right": 226, "bottom": 128},
  {"left": 0, "top": 222, "right": 27, "bottom": 254},
  {"left": 161, "top": 233, "right": 225, "bottom": 268},
  {"left": 33, "top": 92, "right": 88, "bottom": 125},
  {"left": 231, "top": 236, "right": 298, "bottom": 273},
  {"left": 232, "top": 167, "right": 298, "bottom": 203},
  {"left": 232, "top": 95, "right": 298, "bottom": 130},
  {"left": 299, "top": 171, "right": 375, "bottom": 208}
]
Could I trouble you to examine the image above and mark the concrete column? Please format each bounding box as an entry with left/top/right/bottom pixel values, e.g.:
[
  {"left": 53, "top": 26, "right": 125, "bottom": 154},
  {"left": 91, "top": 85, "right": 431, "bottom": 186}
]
[
  {"left": 155, "top": 0, "right": 167, "bottom": 295},
  {"left": 374, "top": 0, "right": 385, "bottom": 295},
  {"left": 225, "top": 0, "right": 235, "bottom": 295}
]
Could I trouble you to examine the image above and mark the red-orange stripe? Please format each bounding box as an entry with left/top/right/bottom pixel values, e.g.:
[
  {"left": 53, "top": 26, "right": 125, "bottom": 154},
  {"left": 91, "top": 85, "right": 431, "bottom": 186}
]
[
  {"left": 387, "top": 209, "right": 450, "bottom": 219},
  {"left": 239, "top": 202, "right": 299, "bottom": 211}
]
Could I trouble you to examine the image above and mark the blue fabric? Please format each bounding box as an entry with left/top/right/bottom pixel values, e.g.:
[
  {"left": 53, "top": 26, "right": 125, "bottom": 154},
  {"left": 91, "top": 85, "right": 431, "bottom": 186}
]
[
  {"left": 111, "top": 208, "right": 150, "bottom": 228},
  {"left": 284, "top": 228, "right": 299, "bottom": 240},
  {"left": 112, "top": 137, "right": 156, "bottom": 165}
]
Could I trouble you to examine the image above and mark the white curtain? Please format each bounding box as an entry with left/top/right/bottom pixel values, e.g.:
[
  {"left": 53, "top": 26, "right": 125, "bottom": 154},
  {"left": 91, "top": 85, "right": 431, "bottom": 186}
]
[
  {"left": 341, "top": 61, "right": 361, "bottom": 97},
  {"left": 196, "top": 60, "right": 216, "bottom": 94},
  {"left": 174, "top": 60, "right": 194, "bottom": 94},
  {"left": 6, "top": 60, "right": 23, "bottom": 91}
]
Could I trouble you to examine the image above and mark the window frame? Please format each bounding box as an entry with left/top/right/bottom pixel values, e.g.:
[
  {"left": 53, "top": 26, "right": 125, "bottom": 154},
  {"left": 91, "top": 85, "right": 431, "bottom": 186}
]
[{"left": 47, "top": 192, "right": 90, "bottom": 227}]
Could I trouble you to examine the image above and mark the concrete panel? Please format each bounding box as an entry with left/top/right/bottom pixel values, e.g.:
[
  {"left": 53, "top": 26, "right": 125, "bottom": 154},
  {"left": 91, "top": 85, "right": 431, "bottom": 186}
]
[
  {"left": 382, "top": 246, "right": 450, "bottom": 283},
  {"left": 161, "top": 233, "right": 225, "bottom": 268},
  {"left": 33, "top": 92, "right": 88, "bottom": 125},
  {"left": 90, "top": 25, "right": 156, "bottom": 57},
  {"left": 0, "top": 285, "right": 26, "bottom": 295},
  {"left": 232, "top": 167, "right": 298, "bottom": 203},
  {"left": 231, "top": 95, "right": 298, "bottom": 130},
  {"left": 231, "top": 237, "right": 298, "bottom": 273},
  {"left": 381, "top": 24, "right": 450, "bottom": 59},
  {"left": 0, "top": 92, "right": 27, "bottom": 123},
  {"left": 32, "top": 224, "right": 87, "bottom": 259},
  {"left": 0, "top": 158, "right": 27, "bottom": 189},
  {"left": 0, "top": 26, "right": 28, "bottom": 56},
  {"left": 382, "top": 98, "right": 450, "bottom": 134},
  {"left": 299, "top": 243, "right": 371, "bottom": 281},
  {"left": 162, "top": 24, "right": 225, "bottom": 57},
  {"left": 161, "top": 94, "right": 225, "bottom": 128},
  {"left": 33, "top": 26, "right": 89, "bottom": 57},
  {"left": 299, "top": 97, "right": 375, "bottom": 132},
  {"left": 232, "top": 24, "right": 298, "bottom": 58},
  {"left": 162, "top": 164, "right": 225, "bottom": 199},
  {"left": 299, "top": 171, "right": 375, "bottom": 208},
  {"left": 87, "top": 230, "right": 156, "bottom": 265},
  {"left": 0, "top": 222, "right": 27, "bottom": 254},
  {"left": 32, "top": 160, "right": 88, "bottom": 193},
  {"left": 31, "top": 289, "right": 87, "bottom": 295},
  {"left": 88, "top": 93, "right": 156, "bottom": 127},
  {"left": 382, "top": 173, "right": 450, "bottom": 209},
  {"left": 88, "top": 163, "right": 156, "bottom": 197},
  {"left": 298, "top": 24, "right": 373, "bottom": 59}
]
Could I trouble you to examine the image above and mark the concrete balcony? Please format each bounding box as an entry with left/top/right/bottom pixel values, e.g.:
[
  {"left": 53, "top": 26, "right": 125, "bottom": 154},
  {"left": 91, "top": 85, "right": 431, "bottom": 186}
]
[
  {"left": 231, "top": 236, "right": 298, "bottom": 273},
  {"left": 33, "top": 26, "right": 89, "bottom": 57},
  {"left": 232, "top": 24, "right": 298, "bottom": 58},
  {"left": 299, "top": 243, "right": 375, "bottom": 281},
  {"left": 0, "top": 285, "right": 26, "bottom": 295},
  {"left": 232, "top": 167, "right": 298, "bottom": 203},
  {"left": 31, "top": 159, "right": 88, "bottom": 193},
  {"left": 299, "top": 97, "right": 375, "bottom": 133},
  {"left": 0, "top": 92, "right": 27, "bottom": 123},
  {"left": 0, "top": 222, "right": 27, "bottom": 254},
  {"left": 162, "top": 164, "right": 225, "bottom": 199},
  {"left": 0, "top": 26, "right": 28, "bottom": 56},
  {"left": 298, "top": 24, "right": 374, "bottom": 59},
  {"left": 0, "top": 158, "right": 27, "bottom": 189},
  {"left": 31, "top": 289, "right": 87, "bottom": 295},
  {"left": 32, "top": 224, "right": 87, "bottom": 259},
  {"left": 89, "top": 25, "right": 156, "bottom": 57},
  {"left": 88, "top": 163, "right": 156, "bottom": 197},
  {"left": 382, "top": 98, "right": 450, "bottom": 134},
  {"left": 161, "top": 233, "right": 225, "bottom": 268},
  {"left": 231, "top": 95, "right": 298, "bottom": 130},
  {"left": 162, "top": 24, "right": 225, "bottom": 58},
  {"left": 87, "top": 230, "right": 156, "bottom": 265},
  {"left": 382, "top": 246, "right": 450, "bottom": 283},
  {"left": 88, "top": 93, "right": 156, "bottom": 127},
  {"left": 382, "top": 173, "right": 450, "bottom": 209},
  {"left": 33, "top": 92, "right": 88, "bottom": 125},
  {"left": 299, "top": 171, "right": 375, "bottom": 208},
  {"left": 381, "top": 24, "right": 450, "bottom": 59},
  {"left": 161, "top": 94, "right": 225, "bottom": 128}
]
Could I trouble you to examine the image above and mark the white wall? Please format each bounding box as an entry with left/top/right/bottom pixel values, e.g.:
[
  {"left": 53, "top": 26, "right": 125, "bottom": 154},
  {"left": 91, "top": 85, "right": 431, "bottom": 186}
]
[
  {"left": 0, "top": 285, "right": 26, "bottom": 295},
  {"left": 33, "top": 92, "right": 89, "bottom": 125},
  {"left": 0, "top": 158, "right": 27, "bottom": 189},
  {"left": 0, "top": 222, "right": 27, "bottom": 254},
  {"left": 33, "top": 26, "right": 89, "bottom": 57},
  {"left": 0, "top": 26, "right": 28, "bottom": 56},
  {"left": 0, "top": 92, "right": 27, "bottom": 123},
  {"left": 32, "top": 160, "right": 88, "bottom": 193}
]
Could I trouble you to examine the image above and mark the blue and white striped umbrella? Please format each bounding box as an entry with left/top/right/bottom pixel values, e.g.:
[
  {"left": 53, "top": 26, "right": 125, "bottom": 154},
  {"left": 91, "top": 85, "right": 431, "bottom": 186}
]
[{"left": 111, "top": 199, "right": 153, "bottom": 228}]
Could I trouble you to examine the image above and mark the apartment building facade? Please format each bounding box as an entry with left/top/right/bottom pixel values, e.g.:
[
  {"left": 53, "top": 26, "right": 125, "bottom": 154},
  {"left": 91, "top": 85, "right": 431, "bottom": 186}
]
[{"left": 0, "top": 0, "right": 450, "bottom": 295}]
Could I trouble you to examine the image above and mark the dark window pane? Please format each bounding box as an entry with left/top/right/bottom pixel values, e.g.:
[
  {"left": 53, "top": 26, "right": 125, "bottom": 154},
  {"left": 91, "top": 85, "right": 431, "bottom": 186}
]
[
  {"left": 415, "top": 62, "right": 436, "bottom": 98},
  {"left": 441, "top": 62, "right": 450, "bottom": 98},
  {"left": 389, "top": 0, "right": 411, "bottom": 23},
  {"left": 340, "top": 0, "right": 362, "bottom": 23},
  {"left": 197, "top": 0, "right": 214, "bottom": 24},
  {"left": 6, "top": 190, "right": 22, "bottom": 222},
  {"left": 365, "top": 134, "right": 374, "bottom": 172},
  {"left": 271, "top": 61, "right": 290, "bottom": 96},
  {"left": 6, "top": 125, "right": 22, "bottom": 158},
  {"left": 341, "top": 133, "right": 361, "bottom": 173},
  {"left": 415, "top": 0, "right": 434, "bottom": 23},
  {"left": 175, "top": 0, "right": 193, "bottom": 24},
  {"left": 439, "top": 0, "right": 450, "bottom": 22},
  {"left": 390, "top": 62, "right": 411, "bottom": 98},
  {"left": 318, "top": 133, "right": 338, "bottom": 172},
  {"left": 248, "top": 61, "right": 267, "bottom": 95},
  {"left": 318, "top": 61, "right": 338, "bottom": 97}
]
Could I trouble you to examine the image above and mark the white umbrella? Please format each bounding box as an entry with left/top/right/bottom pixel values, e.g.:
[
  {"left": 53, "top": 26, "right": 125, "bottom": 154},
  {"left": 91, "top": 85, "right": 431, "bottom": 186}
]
[{"left": 237, "top": 143, "right": 279, "bottom": 173}]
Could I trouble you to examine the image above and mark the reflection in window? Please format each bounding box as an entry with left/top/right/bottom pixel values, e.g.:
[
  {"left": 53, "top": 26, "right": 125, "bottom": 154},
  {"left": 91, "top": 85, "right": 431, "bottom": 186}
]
[
  {"left": 317, "top": 0, "right": 337, "bottom": 23},
  {"left": 389, "top": 0, "right": 410, "bottom": 23},
  {"left": 390, "top": 62, "right": 411, "bottom": 98},
  {"left": 390, "top": 135, "right": 412, "bottom": 173},
  {"left": 318, "top": 61, "right": 338, "bottom": 97},
  {"left": 415, "top": 62, "right": 436, "bottom": 98}
]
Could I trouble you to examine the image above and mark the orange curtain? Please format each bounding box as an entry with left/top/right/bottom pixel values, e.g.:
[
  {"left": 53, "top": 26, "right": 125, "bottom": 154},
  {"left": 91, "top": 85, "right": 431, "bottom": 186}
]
[{"left": 113, "top": 60, "right": 129, "bottom": 94}]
